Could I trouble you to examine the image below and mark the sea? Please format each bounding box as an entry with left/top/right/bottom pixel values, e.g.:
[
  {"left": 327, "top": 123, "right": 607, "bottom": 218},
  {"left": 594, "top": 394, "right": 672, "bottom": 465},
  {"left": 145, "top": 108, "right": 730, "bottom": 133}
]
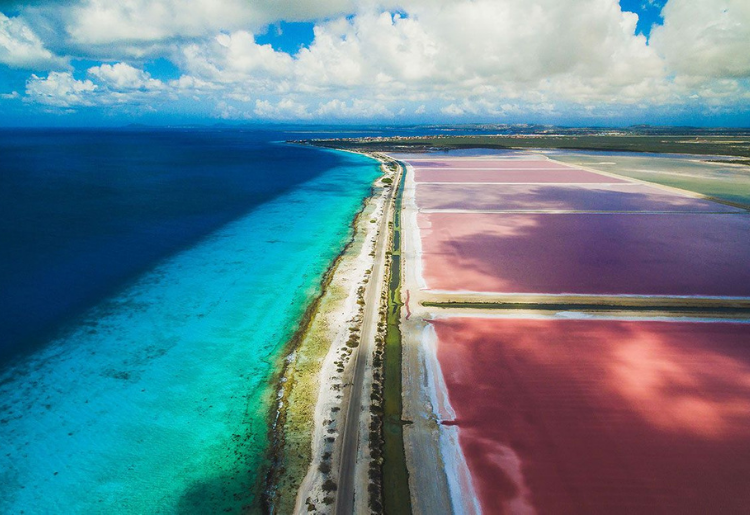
[{"left": 0, "top": 127, "right": 387, "bottom": 513}]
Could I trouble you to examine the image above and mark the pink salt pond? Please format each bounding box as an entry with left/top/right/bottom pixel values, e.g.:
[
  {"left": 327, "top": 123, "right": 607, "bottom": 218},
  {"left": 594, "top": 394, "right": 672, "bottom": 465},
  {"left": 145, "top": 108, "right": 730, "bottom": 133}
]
[
  {"left": 413, "top": 168, "right": 624, "bottom": 184},
  {"left": 433, "top": 317, "right": 750, "bottom": 515},
  {"left": 415, "top": 183, "right": 741, "bottom": 212},
  {"left": 407, "top": 159, "right": 571, "bottom": 169},
  {"left": 419, "top": 212, "right": 750, "bottom": 296}
]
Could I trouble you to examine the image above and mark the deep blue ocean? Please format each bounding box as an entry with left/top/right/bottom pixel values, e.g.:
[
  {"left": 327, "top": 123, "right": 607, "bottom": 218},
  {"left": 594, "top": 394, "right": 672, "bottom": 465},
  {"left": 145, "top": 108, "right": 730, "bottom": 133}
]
[
  {"left": 0, "top": 127, "right": 385, "bottom": 513},
  {"left": 1, "top": 129, "right": 351, "bottom": 361}
]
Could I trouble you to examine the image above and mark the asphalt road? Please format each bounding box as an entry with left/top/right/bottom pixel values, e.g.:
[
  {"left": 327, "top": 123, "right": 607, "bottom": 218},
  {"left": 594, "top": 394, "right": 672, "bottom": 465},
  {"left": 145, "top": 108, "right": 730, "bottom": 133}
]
[{"left": 335, "top": 167, "right": 399, "bottom": 515}]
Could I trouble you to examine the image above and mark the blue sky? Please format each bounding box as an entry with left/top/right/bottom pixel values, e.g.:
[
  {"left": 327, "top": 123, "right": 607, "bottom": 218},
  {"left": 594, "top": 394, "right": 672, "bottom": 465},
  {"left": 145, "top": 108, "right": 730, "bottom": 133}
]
[
  {"left": 619, "top": 0, "right": 666, "bottom": 37},
  {"left": 0, "top": 0, "right": 748, "bottom": 126},
  {"left": 255, "top": 22, "right": 316, "bottom": 56}
]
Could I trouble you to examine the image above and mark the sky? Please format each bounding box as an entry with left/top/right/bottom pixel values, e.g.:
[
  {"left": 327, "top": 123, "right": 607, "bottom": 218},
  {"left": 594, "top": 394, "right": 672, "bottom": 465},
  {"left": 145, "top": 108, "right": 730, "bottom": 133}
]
[{"left": 0, "top": 0, "right": 748, "bottom": 126}]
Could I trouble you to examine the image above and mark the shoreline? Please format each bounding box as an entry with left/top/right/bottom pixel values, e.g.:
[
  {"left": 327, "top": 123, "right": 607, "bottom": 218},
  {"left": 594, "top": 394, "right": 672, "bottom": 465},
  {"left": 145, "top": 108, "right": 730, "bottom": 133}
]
[
  {"left": 263, "top": 151, "right": 397, "bottom": 513},
  {"left": 262, "top": 206, "right": 363, "bottom": 511}
]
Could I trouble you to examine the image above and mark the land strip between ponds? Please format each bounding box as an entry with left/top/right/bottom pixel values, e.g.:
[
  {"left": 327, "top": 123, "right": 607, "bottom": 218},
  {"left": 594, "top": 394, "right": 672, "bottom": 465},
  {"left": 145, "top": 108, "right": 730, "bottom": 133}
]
[
  {"left": 419, "top": 294, "right": 750, "bottom": 312},
  {"left": 419, "top": 209, "right": 750, "bottom": 215},
  {"left": 421, "top": 303, "right": 750, "bottom": 321}
]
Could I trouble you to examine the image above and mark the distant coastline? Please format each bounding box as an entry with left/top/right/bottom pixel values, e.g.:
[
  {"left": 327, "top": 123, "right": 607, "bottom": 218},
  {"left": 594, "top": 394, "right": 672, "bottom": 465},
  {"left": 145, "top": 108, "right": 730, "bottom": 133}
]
[{"left": 293, "top": 128, "right": 750, "bottom": 161}]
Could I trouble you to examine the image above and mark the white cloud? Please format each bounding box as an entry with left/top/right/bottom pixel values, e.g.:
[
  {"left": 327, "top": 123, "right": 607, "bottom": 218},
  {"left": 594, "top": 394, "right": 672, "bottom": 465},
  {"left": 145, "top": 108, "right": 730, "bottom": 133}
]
[
  {"left": 10, "top": 0, "right": 750, "bottom": 121},
  {"left": 254, "top": 98, "right": 311, "bottom": 118},
  {"left": 288, "top": 1, "right": 667, "bottom": 107},
  {"left": 440, "top": 98, "right": 558, "bottom": 118},
  {"left": 1, "top": 91, "right": 20, "bottom": 100},
  {"left": 61, "top": 0, "right": 363, "bottom": 49},
  {"left": 285, "top": 0, "right": 672, "bottom": 120},
  {"left": 316, "top": 98, "right": 393, "bottom": 118},
  {"left": 25, "top": 71, "right": 97, "bottom": 107},
  {"left": 164, "top": 1, "right": 667, "bottom": 109},
  {"left": 169, "top": 74, "right": 223, "bottom": 94},
  {"left": 64, "top": 0, "right": 256, "bottom": 45},
  {"left": 441, "top": 104, "right": 464, "bottom": 116},
  {"left": 25, "top": 64, "right": 168, "bottom": 109},
  {"left": 650, "top": 0, "right": 750, "bottom": 78},
  {"left": 294, "top": 12, "right": 439, "bottom": 91},
  {"left": 179, "top": 31, "right": 293, "bottom": 86},
  {"left": 0, "top": 13, "right": 67, "bottom": 69},
  {"left": 88, "top": 62, "right": 164, "bottom": 91}
]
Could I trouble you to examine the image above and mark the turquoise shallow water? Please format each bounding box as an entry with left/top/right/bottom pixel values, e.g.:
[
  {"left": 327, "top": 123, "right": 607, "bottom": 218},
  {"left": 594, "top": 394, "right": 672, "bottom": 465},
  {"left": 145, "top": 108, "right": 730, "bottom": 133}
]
[{"left": 0, "top": 149, "right": 379, "bottom": 513}]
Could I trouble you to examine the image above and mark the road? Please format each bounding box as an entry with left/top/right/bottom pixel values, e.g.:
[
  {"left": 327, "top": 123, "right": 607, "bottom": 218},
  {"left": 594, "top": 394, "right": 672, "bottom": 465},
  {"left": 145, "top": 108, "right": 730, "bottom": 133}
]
[{"left": 335, "top": 164, "right": 400, "bottom": 515}]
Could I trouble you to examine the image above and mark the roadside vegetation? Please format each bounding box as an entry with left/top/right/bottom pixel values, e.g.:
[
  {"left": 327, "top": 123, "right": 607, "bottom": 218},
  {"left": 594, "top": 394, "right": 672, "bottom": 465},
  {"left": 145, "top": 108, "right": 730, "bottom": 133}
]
[{"left": 379, "top": 164, "right": 412, "bottom": 515}]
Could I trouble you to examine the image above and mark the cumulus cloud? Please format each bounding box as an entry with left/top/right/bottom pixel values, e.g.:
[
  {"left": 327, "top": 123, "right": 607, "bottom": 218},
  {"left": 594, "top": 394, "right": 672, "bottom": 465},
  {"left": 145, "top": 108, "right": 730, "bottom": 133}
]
[
  {"left": 291, "top": 2, "right": 666, "bottom": 105},
  {"left": 254, "top": 98, "right": 310, "bottom": 118},
  {"left": 165, "top": 1, "right": 667, "bottom": 113},
  {"left": 294, "top": 12, "right": 439, "bottom": 91},
  {"left": 64, "top": 0, "right": 256, "bottom": 45},
  {"left": 61, "top": 0, "right": 362, "bottom": 50},
  {"left": 25, "top": 71, "right": 96, "bottom": 107},
  {"left": 25, "top": 63, "right": 166, "bottom": 108},
  {"left": 169, "top": 74, "right": 222, "bottom": 94},
  {"left": 650, "top": 0, "right": 750, "bottom": 78},
  {"left": 88, "top": 62, "right": 164, "bottom": 90},
  {"left": 8, "top": 0, "right": 750, "bottom": 121},
  {"left": 316, "top": 98, "right": 393, "bottom": 118},
  {"left": 179, "top": 31, "right": 293, "bottom": 86},
  {"left": 442, "top": 98, "right": 557, "bottom": 117},
  {"left": 0, "top": 12, "right": 66, "bottom": 69},
  {"left": 441, "top": 104, "right": 464, "bottom": 116}
]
